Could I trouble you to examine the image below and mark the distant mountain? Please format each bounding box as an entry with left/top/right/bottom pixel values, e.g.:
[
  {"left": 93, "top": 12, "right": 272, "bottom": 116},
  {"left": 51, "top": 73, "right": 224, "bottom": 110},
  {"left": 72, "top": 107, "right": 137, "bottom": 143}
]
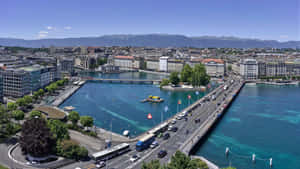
[{"left": 0, "top": 34, "right": 299, "bottom": 48}]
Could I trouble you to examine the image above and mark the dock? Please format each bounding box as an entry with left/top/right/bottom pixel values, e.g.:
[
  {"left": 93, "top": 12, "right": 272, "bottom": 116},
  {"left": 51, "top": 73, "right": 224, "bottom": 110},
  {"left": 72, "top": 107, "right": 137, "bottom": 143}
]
[{"left": 52, "top": 81, "right": 86, "bottom": 106}]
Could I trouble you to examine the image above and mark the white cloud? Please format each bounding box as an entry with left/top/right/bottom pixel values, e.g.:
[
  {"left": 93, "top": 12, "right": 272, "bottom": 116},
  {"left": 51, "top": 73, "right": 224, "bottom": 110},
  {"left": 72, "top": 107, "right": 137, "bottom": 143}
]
[
  {"left": 46, "top": 26, "right": 54, "bottom": 30},
  {"left": 39, "top": 31, "right": 49, "bottom": 34},
  {"left": 64, "top": 26, "right": 72, "bottom": 30},
  {"left": 38, "top": 31, "right": 49, "bottom": 38},
  {"left": 279, "top": 35, "right": 289, "bottom": 39}
]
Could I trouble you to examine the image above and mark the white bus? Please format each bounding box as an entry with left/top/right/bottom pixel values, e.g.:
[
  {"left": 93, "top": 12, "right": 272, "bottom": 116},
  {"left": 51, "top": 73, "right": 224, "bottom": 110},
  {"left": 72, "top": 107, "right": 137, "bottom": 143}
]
[{"left": 91, "top": 143, "right": 130, "bottom": 161}]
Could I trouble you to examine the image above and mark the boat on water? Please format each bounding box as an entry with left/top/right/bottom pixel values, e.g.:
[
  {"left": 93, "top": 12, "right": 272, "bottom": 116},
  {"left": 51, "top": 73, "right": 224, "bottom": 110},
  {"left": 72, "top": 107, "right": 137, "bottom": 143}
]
[
  {"left": 141, "top": 95, "right": 164, "bottom": 103},
  {"left": 64, "top": 106, "right": 75, "bottom": 111}
]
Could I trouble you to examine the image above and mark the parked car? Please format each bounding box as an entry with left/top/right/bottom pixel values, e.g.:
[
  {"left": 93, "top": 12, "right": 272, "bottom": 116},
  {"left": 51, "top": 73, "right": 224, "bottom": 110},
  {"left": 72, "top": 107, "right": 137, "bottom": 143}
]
[
  {"left": 157, "top": 150, "right": 167, "bottom": 158},
  {"left": 171, "top": 119, "right": 176, "bottom": 124},
  {"left": 163, "top": 133, "right": 170, "bottom": 140},
  {"left": 130, "top": 154, "right": 140, "bottom": 162}
]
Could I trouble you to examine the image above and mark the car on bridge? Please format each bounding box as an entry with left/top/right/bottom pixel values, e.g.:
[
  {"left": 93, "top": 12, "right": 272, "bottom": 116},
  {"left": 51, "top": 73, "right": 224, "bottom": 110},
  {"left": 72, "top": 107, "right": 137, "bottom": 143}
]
[
  {"left": 157, "top": 150, "right": 167, "bottom": 158},
  {"left": 163, "top": 133, "right": 170, "bottom": 140},
  {"left": 130, "top": 154, "right": 140, "bottom": 162}
]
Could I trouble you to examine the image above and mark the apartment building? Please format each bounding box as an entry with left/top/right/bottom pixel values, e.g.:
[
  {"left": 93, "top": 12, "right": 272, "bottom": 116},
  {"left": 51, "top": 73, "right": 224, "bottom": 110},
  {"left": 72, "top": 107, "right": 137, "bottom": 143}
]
[
  {"left": 113, "top": 56, "right": 134, "bottom": 70},
  {"left": 240, "top": 59, "right": 258, "bottom": 79},
  {"left": 167, "top": 59, "right": 184, "bottom": 72},
  {"left": 201, "top": 59, "right": 225, "bottom": 77},
  {"left": 59, "top": 58, "right": 75, "bottom": 75},
  {"left": 159, "top": 56, "right": 168, "bottom": 72},
  {"left": 146, "top": 59, "right": 159, "bottom": 71}
]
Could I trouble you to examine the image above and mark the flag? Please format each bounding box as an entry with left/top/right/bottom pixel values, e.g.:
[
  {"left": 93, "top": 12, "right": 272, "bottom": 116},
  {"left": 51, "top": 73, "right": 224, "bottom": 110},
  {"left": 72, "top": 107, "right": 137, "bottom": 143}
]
[
  {"left": 188, "top": 95, "right": 191, "bottom": 99},
  {"left": 178, "top": 100, "right": 181, "bottom": 105},
  {"left": 147, "top": 113, "right": 152, "bottom": 119},
  {"left": 164, "top": 106, "right": 168, "bottom": 112},
  {"left": 207, "top": 84, "right": 211, "bottom": 89}
]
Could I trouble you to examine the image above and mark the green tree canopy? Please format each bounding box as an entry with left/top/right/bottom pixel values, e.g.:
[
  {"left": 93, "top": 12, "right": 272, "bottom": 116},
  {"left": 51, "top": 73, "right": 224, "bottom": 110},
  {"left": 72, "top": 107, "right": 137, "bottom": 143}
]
[
  {"left": 56, "top": 139, "right": 88, "bottom": 160},
  {"left": 20, "top": 118, "right": 55, "bottom": 157},
  {"left": 227, "top": 65, "right": 232, "bottom": 72},
  {"left": 12, "top": 110, "right": 25, "bottom": 121},
  {"left": 47, "top": 119, "right": 69, "bottom": 141},
  {"left": 7, "top": 102, "right": 17, "bottom": 111},
  {"left": 30, "top": 110, "right": 42, "bottom": 118},
  {"left": 68, "top": 111, "right": 80, "bottom": 125},
  {"left": 16, "top": 98, "right": 26, "bottom": 108},
  {"left": 170, "top": 72, "right": 180, "bottom": 86},
  {"left": 160, "top": 78, "right": 170, "bottom": 88},
  {"left": 142, "top": 160, "right": 166, "bottom": 169},
  {"left": 38, "top": 89, "right": 45, "bottom": 96},
  {"left": 180, "top": 64, "right": 193, "bottom": 83},
  {"left": 80, "top": 116, "right": 94, "bottom": 128},
  {"left": 168, "top": 151, "right": 191, "bottom": 169},
  {"left": 191, "top": 64, "right": 210, "bottom": 87},
  {"left": 141, "top": 151, "right": 209, "bottom": 169},
  {"left": 23, "top": 95, "right": 33, "bottom": 105}
]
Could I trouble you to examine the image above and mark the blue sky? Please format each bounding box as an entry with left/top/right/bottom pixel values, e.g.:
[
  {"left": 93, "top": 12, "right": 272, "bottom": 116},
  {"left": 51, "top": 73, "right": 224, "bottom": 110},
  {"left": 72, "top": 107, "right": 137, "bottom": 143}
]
[{"left": 1, "top": 0, "right": 299, "bottom": 41}]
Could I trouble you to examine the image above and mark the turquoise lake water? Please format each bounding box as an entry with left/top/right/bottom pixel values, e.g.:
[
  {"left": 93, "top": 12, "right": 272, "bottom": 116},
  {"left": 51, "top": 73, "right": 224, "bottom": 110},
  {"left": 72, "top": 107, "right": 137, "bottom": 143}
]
[
  {"left": 195, "top": 83, "right": 300, "bottom": 169},
  {"left": 60, "top": 72, "right": 215, "bottom": 137}
]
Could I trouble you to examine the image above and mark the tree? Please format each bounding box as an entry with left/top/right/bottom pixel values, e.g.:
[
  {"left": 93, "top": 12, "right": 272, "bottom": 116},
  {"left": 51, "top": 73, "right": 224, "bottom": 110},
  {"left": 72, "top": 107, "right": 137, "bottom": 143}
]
[
  {"left": 168, "top": 151, "right": 191, "bottom": 169},
  {"left": 19, "top": 118, "right": 55, "bottom": 157},
  {"left": 33, "top": 91, "right": 39, "bottom": 100},
  {"left": 56, "top": 139, "right": 88, "bottom": 160},
  {"left": 38, "top": 89, "right": 45, "bottom": 96},
  {"left": 141, "top": 151, "right": 208, "bottom": 169},
  {"left": 181, "top": 64, "right": 193, "bottom": 83},
  {"left": 30, "top": 110, "right": 42, "bottom": 118},
  {"left": 160, "top": 79, "right": 170, "bottom": 88},
  {"left": 16, "top": 98, "right": 26, "bottom": 108},
  {"left": 170, "top": 72, "right": 180, "bottom": 86},
  {"left": 191, "top": 64, "right": 210, "bottom": 87},
  {"left": 12, "top": 110, "right": 24, "bottom": 122},
  {"left": 23, "top": 95, "right": 33, "bottom": 105},
  {"left": 188, "top": 158, "right": 209, "bottom": 169},
  {"left": 80, "top": 116, "right": 94, "bottom": 128},
  {"left": 68, "top": 111, "right": 80, "bottom": 125},
  {"left": 142, "top": 160, "right": 165, "bottom": 169},
  {"left": 227, "top": 65, "right": 232, "bottom": 72},
  {"left": 47, "top": 119, "right": 69, "bottom": 141},
  {"left": 7, "top": 102, "right": 17, "bottom": 111}
]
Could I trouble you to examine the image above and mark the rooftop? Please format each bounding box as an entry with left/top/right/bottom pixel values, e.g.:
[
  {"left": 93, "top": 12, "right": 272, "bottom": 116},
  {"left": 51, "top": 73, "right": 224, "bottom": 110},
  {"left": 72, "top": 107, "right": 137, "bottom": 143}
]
[
  {"left": 34, "top": 106, "right": 66, "bottom": 120},
  {"left": 114, "top": 55, "right": 134, "bottom": 60},
  {"left": 202, "top": 58, "right": 224, "bottom": 64}
]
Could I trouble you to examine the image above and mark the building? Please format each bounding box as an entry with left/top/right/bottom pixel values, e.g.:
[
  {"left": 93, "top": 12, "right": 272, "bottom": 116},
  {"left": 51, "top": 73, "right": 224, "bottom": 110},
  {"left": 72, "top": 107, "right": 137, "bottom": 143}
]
[
  {"left": 0, "top": 76, "right": 3, "bottom": 103},
  {"left": 113, "top": 56, "right": 134, "bottom": 70},
  {"left": 146, "top": 59, "right": 159, "bottom": 71},
  {"left": 0, "top": 69, "right": 31, "bottom": 97},
  {"left": 159, "top": 56, "right": 168, "bottom": 72},
  {"left": 240, "top": 59, "right": 258, "bottom": 79},
  {"left": 0, "top": 65, "right": 59, "bottom": 98},
  {"left": 59, "top": 58, "right": 74, "bottom": 75},
  {"left": 167, "top": 59, "right": 184, "bottom": 72},
  {"left": 201, "top": 59, "right": 225, "bottom": 77}
]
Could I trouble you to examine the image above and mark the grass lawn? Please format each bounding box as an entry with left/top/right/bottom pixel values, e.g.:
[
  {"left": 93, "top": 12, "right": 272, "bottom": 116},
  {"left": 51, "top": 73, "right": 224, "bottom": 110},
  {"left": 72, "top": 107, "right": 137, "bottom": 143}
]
[{"left": 0, "top": 164, "right": 9, "bottom": 169}]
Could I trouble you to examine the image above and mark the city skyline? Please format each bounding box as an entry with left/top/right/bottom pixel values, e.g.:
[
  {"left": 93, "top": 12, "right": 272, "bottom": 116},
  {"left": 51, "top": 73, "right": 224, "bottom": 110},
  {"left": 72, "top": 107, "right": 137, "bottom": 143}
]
[{"left": 1, "top": 0, "right": 299, "bottom": 41}]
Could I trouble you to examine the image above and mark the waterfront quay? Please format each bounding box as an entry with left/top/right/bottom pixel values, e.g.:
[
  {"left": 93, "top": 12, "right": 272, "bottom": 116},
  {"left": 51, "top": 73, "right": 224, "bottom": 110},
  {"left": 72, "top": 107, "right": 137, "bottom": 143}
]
[{"left": 63, "top": 75, "right": 243, "bottom": 169}]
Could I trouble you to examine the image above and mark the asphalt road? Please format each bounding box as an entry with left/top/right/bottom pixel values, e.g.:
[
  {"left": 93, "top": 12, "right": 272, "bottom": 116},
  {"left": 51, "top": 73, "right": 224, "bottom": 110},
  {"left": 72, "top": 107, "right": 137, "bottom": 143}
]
[{"left": 62, "top": 76, "right": 242, "bottom": 169}]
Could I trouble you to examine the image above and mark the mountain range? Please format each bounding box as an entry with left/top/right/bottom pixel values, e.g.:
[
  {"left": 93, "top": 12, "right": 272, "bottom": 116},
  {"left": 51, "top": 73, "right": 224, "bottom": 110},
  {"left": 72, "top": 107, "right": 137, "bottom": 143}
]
[{"left": 0, "top": 34, "right": 299, "bottom": 48}]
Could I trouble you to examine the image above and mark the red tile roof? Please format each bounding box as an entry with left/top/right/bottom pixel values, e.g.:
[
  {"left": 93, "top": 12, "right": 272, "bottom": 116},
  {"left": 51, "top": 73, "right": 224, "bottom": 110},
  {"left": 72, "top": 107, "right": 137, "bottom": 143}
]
[
  {"left": 202, "top": 58, "right": 224, "bottom": 64},
  {"left": 114, "top": 55, "right": 134, "bottom": 60}
]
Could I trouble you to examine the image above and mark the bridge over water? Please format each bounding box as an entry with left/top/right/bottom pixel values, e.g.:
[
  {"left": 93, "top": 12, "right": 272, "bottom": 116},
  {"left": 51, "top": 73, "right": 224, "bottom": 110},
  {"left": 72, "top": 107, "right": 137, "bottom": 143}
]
[{"left": 81, "top": 77, "right": 162, "bottom": 84}]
